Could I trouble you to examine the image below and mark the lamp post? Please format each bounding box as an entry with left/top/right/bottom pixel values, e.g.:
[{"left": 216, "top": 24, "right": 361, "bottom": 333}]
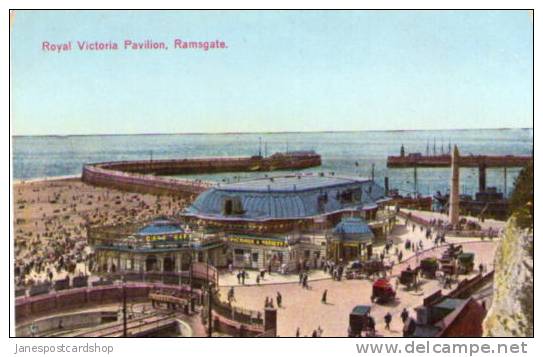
[
  {"left": 189, "top": 253, "right": 195, "bottom": 312},
  {"left": 189, "top": 254, "right": 193, "bottom": 296},
  {"left": 122, "top": 276, "right": 127, "bottom": 337},
  {"left": 207, "top": 283, "right": 213, "bottom": 337},
  {"left": 207, "top": 257, "right": 212, "bottom": 337}
]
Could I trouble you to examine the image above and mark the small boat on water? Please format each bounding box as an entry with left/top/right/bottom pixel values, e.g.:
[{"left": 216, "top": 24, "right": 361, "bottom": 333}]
[{"left": 388, "top": 189, "right": 433, "bottom": 211}]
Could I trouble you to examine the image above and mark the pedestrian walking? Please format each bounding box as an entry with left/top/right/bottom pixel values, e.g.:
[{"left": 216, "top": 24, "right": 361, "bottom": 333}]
[
  {"left": 384, "top": 312, "right": 392, "bottom": 330},
  {"left": 276, "top": 292, "right": 282, "bottom": 308},
  {"left": 444, "top": 276, "right": 452, "bottom": 289},
  {"left": 401, "top": 308, "right": 409, "bottom": 324},
  {"left": 317, "top": 326, "right": 323, "bottom": 337},
  {"left": 368, "top": 316, "right": 376, "bottom": 335},
  {"left": 228, "top": 287, "right": 235, "bottom": 303},
  {"left": 303, "top": 273, "right": 309, "bottom": 289},
  {"left": 321, "top": 289, "right": 327, "bottom": 304}
]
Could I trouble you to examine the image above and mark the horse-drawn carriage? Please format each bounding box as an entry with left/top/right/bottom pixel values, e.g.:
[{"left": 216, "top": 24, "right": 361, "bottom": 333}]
[
  {"left": 348, "top": 305, "right": 375, "bottom": 337},
  {"left": 346, "top": 259, "right": 390, "bottom": 280},
  {"left": 439, "top": 244, "right": 463, "bottom": 276},
  {"left": 419, "top": 257, "right": 439, "bottom": 279},
  {"left": 457, "top": 252, "right": 475, "bottom": 274},
  {"left": 371, "top": 278, "right": 396, "bottom": 304},
  {"left": 441, "top": 244, "right": 463, "bottom": 260},
  {"left": 362, "top": 259, "right": 391, "bottom": 278},
  {"left": 345, "top": 261, "right": 363, "bottom": 280},
  {"left": 399, "top": 267, "right": 419, "bottom": 289}
]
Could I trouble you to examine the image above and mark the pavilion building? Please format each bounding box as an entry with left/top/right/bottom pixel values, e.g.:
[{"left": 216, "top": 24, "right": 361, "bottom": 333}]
[
  {"left": 87, "top": 218, "right": 226, "bottom": 275},
  {"left": 88, "top": 173, "right": 395, "bottom": 274},
  {"left": 180, "top": 173, "right": 394, "bottom": 270}
]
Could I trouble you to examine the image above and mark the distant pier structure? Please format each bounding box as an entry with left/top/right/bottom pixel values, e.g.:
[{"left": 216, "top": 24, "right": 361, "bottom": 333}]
[
  {"left": 82, "top": 151, "right": 322, "bottom": 197},
  {"left": 387, "top": 145, "right": 532, "bottom": 194}
]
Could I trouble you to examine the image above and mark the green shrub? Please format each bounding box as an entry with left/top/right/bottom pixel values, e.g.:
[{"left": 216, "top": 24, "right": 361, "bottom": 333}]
[{"left": 509, "top": 160, "right": 533, "bottom": 229}]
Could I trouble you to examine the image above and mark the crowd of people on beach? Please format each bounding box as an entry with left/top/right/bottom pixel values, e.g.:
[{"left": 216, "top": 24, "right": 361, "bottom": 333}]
[{"left": 14, "top": 180, "right": 189, "bottom": 288}]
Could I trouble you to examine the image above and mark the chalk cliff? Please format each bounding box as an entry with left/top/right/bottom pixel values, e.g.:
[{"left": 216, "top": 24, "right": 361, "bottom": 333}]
[{"left": 483, "top": 216, "right": 533, "bottom": 337}]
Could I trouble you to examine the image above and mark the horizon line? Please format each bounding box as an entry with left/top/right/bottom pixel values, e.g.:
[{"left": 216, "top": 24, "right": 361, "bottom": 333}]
[{"left": 12, "top": 126, "right": 533, "bottom": 138}]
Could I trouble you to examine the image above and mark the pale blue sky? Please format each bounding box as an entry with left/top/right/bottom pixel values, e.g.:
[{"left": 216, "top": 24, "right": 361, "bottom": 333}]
[{"left": 11, "top": 10, "right": 533, "bottom": 135}]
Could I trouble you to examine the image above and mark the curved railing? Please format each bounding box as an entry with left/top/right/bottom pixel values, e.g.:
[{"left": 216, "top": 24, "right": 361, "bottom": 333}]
[
  {"left": 102, "top": 265, "right": 219, "bottom": 287},
  {"left": 15, "top": 282, "right": 202, "bottom": 324},
  {"left": 211, "top": 294, "right": 263, "bottom": 327},
  {"left": 205, "top": 290, "right": 274, "bottom": 337},
  {"left": 17, "top": 263, "right": 218, "bottom": 298}
]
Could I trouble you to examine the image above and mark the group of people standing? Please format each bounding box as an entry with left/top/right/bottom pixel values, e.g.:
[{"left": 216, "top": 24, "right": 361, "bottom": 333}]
[
  {"left": 323, "top": 261, "right": 344, "bottom": 281},
  {"left": 298, "top": 271, "right": 310, "bottom": 288},
  {"left": 264, "top": 292, "right": 282, "bottom": 308},
  {"left": 296, "top": 326, "right": 323, "bottom": 337},
  {"left": 236, "top": 269, "right": 248, "bottom": 285}
]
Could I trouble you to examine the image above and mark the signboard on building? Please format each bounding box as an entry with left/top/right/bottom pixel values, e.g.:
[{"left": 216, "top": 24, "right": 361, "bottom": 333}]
[
  {"left": 228, "top": 236, "right": 288, "bottom": 248},
  {"left": 144, "top": 233, "right": 191, "bottom": 242}
]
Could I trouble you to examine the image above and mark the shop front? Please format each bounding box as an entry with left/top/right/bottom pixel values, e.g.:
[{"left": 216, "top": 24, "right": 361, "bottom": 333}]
[{"left": 227, "top": 235, "right": 291, "bottom": 271}]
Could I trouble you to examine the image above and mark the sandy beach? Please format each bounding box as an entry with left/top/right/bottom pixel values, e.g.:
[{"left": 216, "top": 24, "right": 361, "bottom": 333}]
[{"left": 13, "top": 177, "right": 190, "bottom": 285}]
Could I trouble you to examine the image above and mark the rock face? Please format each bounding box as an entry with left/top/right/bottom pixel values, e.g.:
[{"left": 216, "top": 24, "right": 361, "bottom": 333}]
[{"left": 483, "top": 216, "right": 533, "bottom": 337}]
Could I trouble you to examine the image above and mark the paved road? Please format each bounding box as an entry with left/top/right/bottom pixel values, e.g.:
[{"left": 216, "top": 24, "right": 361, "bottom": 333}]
[{"left": 217, "top": 221, "right": 499, "bottom": 337}]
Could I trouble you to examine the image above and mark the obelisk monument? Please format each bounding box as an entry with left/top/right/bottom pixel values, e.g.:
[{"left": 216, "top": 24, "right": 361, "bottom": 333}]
[{"left": 449, "top": 145, "right": 460, "bottom": 225}]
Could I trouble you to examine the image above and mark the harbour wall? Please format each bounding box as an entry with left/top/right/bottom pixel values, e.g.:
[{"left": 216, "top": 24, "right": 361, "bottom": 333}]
[
  {"left": 82, "top": 153, "right": 321, "bottom": 197},
  {"left": 387, "top": 154, "right": 532, "bottom": 168}
]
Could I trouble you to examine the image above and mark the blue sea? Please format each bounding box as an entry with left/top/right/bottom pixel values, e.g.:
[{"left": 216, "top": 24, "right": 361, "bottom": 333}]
[{"left": 12, "top": 129, "right": 533, "bottom": 197}]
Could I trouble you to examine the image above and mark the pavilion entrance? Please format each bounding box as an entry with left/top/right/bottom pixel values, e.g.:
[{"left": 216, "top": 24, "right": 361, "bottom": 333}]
[
  {"left": 163, "top": 256, "right": 176, "bottom": 272},
  {"left": 146, "top": 256, "right": 158, "bottom": 272}
]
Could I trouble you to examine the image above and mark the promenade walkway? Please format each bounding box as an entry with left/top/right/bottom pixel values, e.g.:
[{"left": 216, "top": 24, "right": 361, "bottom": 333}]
[
  {"left": 219, "top": 269, "right": 331, "bottom": 287},
  {"left": 400, "top": 208, "right": 507, "bottom": 231}
]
